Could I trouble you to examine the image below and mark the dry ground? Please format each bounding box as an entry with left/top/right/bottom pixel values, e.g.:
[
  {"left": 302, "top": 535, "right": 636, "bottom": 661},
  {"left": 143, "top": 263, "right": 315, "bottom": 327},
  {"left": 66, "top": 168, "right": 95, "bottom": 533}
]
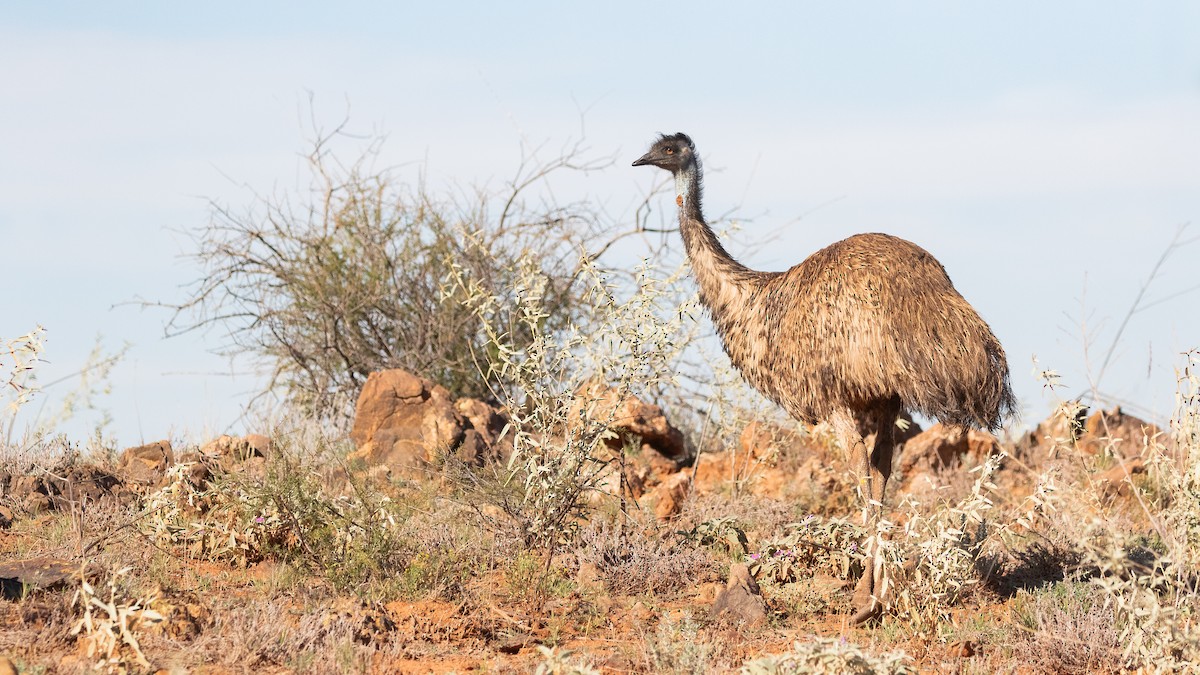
[{"left": 0, "top": 407, "right": 1188, "bottom": 674}]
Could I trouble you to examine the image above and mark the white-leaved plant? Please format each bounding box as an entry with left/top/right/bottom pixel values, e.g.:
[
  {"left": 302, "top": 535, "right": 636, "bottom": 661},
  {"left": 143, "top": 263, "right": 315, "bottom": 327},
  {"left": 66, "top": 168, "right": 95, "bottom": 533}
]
[
  {"left": 2, "top": 326, "right": 47, "bottom": 451},
  {"left": 71, "top": 566, "right": 165, "bottom": 672},
  {"left": 1080, "top": 350, "right": 1200, "bottom": 668},
  {"left": 740, "top": 637, "right": 913, "bottom": 675},
  {"left": 1015, "top": 352, "right": 1200, "bottom": 670},
  {"left": 444, "top": 234, "right": 694, "bottom": 547}
]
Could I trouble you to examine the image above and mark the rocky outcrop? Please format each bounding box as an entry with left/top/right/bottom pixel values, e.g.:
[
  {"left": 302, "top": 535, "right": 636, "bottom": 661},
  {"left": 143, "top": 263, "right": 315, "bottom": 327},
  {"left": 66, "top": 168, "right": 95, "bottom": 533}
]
[
  {"left": 1078, "top": 407, "right": 1160, "bottom": 456},
  {"left": 119, "top": 440, "right": 174, "bottom": 484},
  {"left": 1021, "top": 406, "right": 1160, "bottom": 461},
  {"left": 895, "top": 423, "right": 1002, "bottom": 498},
  {"left": 898, "top": 423, "right": 1001, "bottom": 476},
  {"left": 4, "top": 465, "right": 127, "bottom": 516},
  {"left": 647, "top": 471, "right": 692, "bottom": 521},
  {"left": 348, "top": 369, "right": 505, "bottom": 474},
  {"left": 200, "top": 434, "right": 271, "bottom": 463}
]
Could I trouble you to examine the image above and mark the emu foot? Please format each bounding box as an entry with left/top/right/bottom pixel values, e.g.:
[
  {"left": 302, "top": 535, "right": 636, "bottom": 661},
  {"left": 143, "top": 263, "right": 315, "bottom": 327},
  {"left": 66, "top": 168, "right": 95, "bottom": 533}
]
[{"left": 850, "top": 556, "right": 884, "bottom": 626}]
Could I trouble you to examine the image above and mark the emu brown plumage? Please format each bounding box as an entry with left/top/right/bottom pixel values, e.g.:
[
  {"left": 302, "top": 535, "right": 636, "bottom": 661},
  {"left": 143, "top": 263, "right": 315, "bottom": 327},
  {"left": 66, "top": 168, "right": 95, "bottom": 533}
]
[{"left": 634, "top": 133, "right": 1016, "bottom": 624}]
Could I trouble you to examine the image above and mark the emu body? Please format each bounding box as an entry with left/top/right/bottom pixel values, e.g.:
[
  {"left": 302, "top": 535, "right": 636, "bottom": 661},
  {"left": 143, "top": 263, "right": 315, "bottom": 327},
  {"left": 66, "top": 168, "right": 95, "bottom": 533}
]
[{"left": 634, "top": 133, "right": 1016, "bottom": 624}]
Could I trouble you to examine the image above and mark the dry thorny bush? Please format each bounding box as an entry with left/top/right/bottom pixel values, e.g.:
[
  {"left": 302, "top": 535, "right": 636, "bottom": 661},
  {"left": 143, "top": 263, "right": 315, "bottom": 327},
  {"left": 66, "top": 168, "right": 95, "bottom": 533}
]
[{"left": 157, "top": 118, "right": 692, "bottom": 422}]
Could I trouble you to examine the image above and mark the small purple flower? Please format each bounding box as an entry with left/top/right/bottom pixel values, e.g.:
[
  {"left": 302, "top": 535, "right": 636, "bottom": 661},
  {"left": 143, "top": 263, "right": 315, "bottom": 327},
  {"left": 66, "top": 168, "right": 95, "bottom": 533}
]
[
  {"left": 255, "top": 516, "right": 265, "bottom": 524},
  {"left": 748, "top": 553, "right": 760, "bottom": 560}
]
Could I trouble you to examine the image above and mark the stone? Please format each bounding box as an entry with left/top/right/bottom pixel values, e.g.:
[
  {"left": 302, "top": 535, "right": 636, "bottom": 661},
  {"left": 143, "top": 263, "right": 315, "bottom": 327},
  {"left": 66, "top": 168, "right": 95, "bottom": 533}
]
[
  {"left": 22, "top": 492, "right": 51, "bottom": 516},
  {"left": 0, "top": 656, "right": 16, "bottom": 675},
  {"left": 738, "top": 420, "right": 801, "bottom": 461},
  {"left": 0, "top": 505, "right": 12, "bottom": 529},
  {"left": 947, "top": 640, "right": 977, "bottom": 658},
  {"left": 46, "top": 466, "right": 126, "bottom": 509},
  {"left": 571, "top": 379, "right": 687, "bottom": 460},
  {"left": 240, "top": 434, "right": 272, "bottom": 459},
  {"left": 709, "top": 563, "right": 767, "bottom": 626},
  {"left": 201, "top": 434, "right": 271, "bottom": 464},
  {"left": 0, "top": 556, "right": 94, "bottom": 599},
  {"left": 10, "top": 475, "right": 40, "bottom": 501},
  {"left": 1020, "top": 406, "right": 1159, "bottom": 461},
  {"left": 119, "top": 440, "right": 174, "bottom": 483},
  {"left": 1096, "top": 457, "right": 1147, "bottom": 498},
  {"left": 651, "top": 471, "right": 692, "bottom": 521},
  {"left": 899, "top": 423, "right": 1000, "bottom": 476},
  {"left": 454, "top": 397, "right": 510, "bottom": 448},
  {"left": 1079, "top": 407, "right": 1160, "bottom": 456},
  {"left": 349, "top": 369, "right": 485, "bottom": 474}
]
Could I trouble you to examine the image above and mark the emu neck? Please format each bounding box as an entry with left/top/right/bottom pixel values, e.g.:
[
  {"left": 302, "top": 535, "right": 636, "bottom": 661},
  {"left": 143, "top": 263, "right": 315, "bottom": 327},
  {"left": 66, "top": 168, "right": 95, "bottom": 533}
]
[{"left": 675, "top": 163, "right": 756, "bottom": 311}]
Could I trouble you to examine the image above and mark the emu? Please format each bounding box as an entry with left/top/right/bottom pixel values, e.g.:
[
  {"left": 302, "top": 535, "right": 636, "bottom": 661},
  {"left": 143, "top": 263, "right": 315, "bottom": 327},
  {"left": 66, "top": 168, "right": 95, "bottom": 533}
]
[{"left": 634, "top": 133, "right": 1016, "bottom": 624}]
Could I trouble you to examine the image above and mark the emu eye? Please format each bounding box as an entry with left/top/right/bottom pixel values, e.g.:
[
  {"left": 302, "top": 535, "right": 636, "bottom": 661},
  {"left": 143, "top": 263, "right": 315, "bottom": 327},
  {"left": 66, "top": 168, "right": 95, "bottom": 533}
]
[{"left": 664, "top": 147, "right": 674, "bottom": 155}]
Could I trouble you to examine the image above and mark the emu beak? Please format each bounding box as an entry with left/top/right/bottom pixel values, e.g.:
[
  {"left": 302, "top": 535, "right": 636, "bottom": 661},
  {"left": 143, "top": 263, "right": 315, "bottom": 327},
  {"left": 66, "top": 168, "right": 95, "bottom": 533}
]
[{"left": 632, "top": 152, "right": 654, "bottom": 167}]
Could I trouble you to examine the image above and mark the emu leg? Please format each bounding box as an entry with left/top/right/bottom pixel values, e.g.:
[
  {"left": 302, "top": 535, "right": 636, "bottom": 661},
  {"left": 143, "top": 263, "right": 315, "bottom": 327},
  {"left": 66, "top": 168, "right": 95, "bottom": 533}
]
[{"left": 849, "top": 399, "right": 899, "bottom": 626}]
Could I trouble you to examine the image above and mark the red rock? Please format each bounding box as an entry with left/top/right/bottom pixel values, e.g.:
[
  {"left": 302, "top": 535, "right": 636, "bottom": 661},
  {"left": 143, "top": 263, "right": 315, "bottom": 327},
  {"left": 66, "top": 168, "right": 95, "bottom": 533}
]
[
  {"left": 571, "top": 379, "right": 686, "bottom": 460},
  {"left": 651, "top": 471, "right": 693, "bottom": 521},
  {"left": 119, "top": 440, "right": 174, "bottom": 483},
  {"left": 349, "top": 369, "right": 503, "bottom": 474}
]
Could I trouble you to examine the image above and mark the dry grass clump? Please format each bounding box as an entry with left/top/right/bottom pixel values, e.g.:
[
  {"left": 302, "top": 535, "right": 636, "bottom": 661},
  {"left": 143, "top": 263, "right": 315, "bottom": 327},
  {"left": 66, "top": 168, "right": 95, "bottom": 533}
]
[
  {"left": 140, "top": 422, "right": 500, "bottom": 601},
  {"left": 1010, "top": 580, "right": 1123, "bottom": 674},
  {"left": 639, "top": 612, "right": 717, "bottom": 674},
  {"left": 575, "top": 519, "right": 720, "bottom": 596},
  {"left": 186, "top": 597, "right": 398, "bottom": 671},
  {"left": 534, "top": 645, "right": 602, "bottom": 675}
]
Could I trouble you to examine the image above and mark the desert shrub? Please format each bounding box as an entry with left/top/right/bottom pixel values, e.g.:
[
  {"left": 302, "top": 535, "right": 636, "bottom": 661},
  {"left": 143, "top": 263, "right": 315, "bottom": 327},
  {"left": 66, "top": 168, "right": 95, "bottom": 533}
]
[
  {"left": 142, "top": 419, "right": 494, "bottom": 597},
  {"left": 446, "top": 248, "right": 697, "bottom": 547},
  {"left": 1006, "top": 352, "right": 1200, "bottom": 670},
  {"left": 70, "top": 566, "right": 166, "bottom": 673},
  {"left": 677, "top": 516, "right": 749, "bottom": 557},
  {"left": 575, "top": 518, "right": 719, "bottom": 596},
  {"left": 749, "top": 515, "right": 863, "bottom": 585},
  {"left": 641, "top": 612, "right": 714, "bottom": 675},
  {"left": 1010, "top": 581, "right": 1123, "bottom": 673},
  {"left": 884, "top": 454, "right": 1005, "bottom": 629},
  {"left": 740, "top": 637, "right": 913, "bottom": 675},
  {"left": 164, "top": 120, "right": 634, "bottom": 418},
  {"left": 1075, "top": 354, "right": 1200, "bottom": 668}
]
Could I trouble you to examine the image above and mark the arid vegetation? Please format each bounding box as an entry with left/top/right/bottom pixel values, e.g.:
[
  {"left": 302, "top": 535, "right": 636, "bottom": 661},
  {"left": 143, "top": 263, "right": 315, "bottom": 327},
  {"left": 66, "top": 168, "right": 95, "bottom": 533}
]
[{"left": 3, "top": 131, "right": 1198, "bottom": 674}]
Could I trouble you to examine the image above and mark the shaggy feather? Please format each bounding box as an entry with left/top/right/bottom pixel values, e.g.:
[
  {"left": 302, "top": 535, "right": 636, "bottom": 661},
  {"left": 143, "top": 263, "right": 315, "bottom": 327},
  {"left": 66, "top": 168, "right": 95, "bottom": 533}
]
[{"left": 634, "top": 131, "right": 1016, "bottom": 624}]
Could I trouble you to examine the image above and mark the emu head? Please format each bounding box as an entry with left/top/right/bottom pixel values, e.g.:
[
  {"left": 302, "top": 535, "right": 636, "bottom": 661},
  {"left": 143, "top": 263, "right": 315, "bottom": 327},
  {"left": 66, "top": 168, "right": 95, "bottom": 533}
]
[{"left": 632, "top": 132, "right": 696, "bottom": 174}]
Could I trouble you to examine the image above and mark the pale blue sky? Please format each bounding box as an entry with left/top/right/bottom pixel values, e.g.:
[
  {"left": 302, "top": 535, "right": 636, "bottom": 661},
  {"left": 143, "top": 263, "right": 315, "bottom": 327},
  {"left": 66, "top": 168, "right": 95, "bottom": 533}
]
[{"left": 3, "top": 2, "right": 1199, "bottom": 445}]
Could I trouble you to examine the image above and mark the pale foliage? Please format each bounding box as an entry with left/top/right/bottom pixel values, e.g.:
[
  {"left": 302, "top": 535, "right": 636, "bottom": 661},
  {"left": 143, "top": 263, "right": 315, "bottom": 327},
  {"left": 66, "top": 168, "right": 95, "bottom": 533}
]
[
  {"left": 740, "top": 637, "right": 913, "bottom": 675},
  {"left": 71, "top": 566, "right": 165, "bottom": 673},
  {"left": 533, "top": 645, "right": 601, "bottom": 675},
  {"left": 445, "top": 243, "right": 696, "bottom": 545}
]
